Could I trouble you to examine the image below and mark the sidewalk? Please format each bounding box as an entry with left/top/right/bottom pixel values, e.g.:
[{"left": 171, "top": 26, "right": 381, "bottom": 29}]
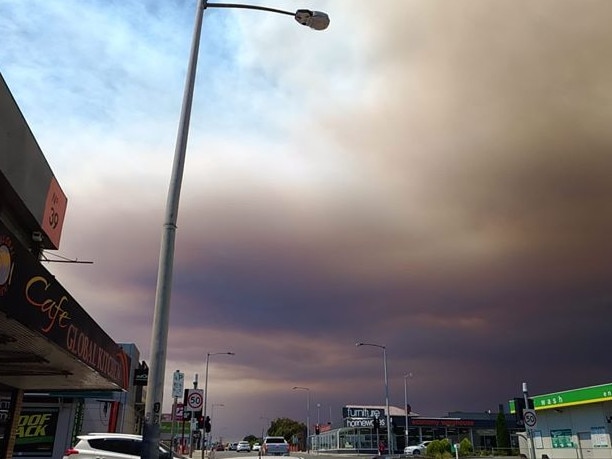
[{"left": 175, "top": 448, "right": 215, "bottom": 459}]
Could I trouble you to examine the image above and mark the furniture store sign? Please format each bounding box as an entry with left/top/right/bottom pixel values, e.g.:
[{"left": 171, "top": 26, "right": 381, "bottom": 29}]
[{"left": 343, "top": 406, "right": 387, "bottom": 428}]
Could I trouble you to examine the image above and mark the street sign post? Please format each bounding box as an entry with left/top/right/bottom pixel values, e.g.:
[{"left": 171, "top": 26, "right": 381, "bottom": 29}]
[
  {"left": 171, "top": 371, "right": 185, "bottom": 454},
  {"left": 523, "top": 383, "right": 536, "bottom": 459}
]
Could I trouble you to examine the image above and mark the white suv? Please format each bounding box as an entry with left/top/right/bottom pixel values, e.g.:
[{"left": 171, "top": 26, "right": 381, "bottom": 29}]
[
  {"left": 236, "top": 441, "right": 251, "bottom": 452},
  {"left": 62, "top": 433, "right": 180, "bottom": 459}
]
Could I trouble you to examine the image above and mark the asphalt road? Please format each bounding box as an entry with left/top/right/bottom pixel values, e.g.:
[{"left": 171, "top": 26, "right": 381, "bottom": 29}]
[
  {"left": 209, "top": 453, "right": 378, "bottom": 459},
  {"left": 209, "top": 453, "right": 514, "bottom": 459}
]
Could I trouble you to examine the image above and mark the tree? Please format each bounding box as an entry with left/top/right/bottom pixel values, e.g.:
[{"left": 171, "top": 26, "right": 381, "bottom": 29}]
[
  {"left": 263, "top": 417, "right": 307, "bottom": 450},
  {"left": 496, "top": 411, "right": 511, "bottom": 454},
  {"left": 244, "top": 434, "right": 258, "bottom": 444},
  {"left": 267, "top": 417, "right": 305, "bottom": 442}
]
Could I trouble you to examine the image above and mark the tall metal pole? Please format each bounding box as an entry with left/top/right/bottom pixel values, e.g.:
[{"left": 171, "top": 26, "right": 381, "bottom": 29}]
[
  {"left": 316, "top": 403, "right": 321, "bottom": 452},
  {"left": 292, "top": 387, "right": 310, "bottom": 452},
  {"left": 404, "top": 373, "right": 411, "bottom": 446},
  {"left": 142, "top": 2, "right": 206, "bottom": 456},
  {"left": 307, "top": 390, "right": 311, "bottom": 452},
  {"left": 203, "top": 353, "right": 210, "bottom": 457},
  {"left": 356, "top": 343, "right": 393, "bottom": 454},
  {"left": 210, "top": 403, "right": 224, "bottom": 448},
  {"left": 203, "top": 352, "right": 234, "bottom": 456},
  {"left": 382, "top": 347, "right": 392, "bottom": 454},
  {"left": 141, "top": 3, "right": 329, "bottom": 457}
]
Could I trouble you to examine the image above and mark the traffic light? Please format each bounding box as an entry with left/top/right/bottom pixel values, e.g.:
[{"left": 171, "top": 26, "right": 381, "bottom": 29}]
[
  {"left": 204, "top": 416, "right": 211, "bottom": 433},
  {"left": 513, "top": 397, "right": 534, "bottom": 425},
  {"left": 372, "top": 417, "right": 380, "bottom": 431},
  {"left": 315, "top": 424, "right": 320, "bottom": 435},
  {"left": 197, "top": 416, "right": 205, "bottom": 429}
]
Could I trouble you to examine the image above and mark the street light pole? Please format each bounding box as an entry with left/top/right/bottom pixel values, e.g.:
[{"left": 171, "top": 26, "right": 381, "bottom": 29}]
[
  {"left": 203, "top": 352, "right": 234, "bottom": 454},
  {"left": 316, "top": 403, "right": 321, "bottom": 451},
  {"left": 260, "top": 415, "right": 271, "bottom": 457},
  {"left": 260, "top": 416, "right": 271, "bottom": 437},
  {"left": 403, "top": 372, "right": 412, "bottom": 446},
  {"left": 356, "top": 343, "right": 393, "bottom": 454},
  {"left": 141, "top": 2, "right": 329, "bottom": 458},
  {"left": 210, "top": 403, "right": 224, "bottom": 447},
  {"left": 292, "top": 386, "right": 310, "bottom": 452}
]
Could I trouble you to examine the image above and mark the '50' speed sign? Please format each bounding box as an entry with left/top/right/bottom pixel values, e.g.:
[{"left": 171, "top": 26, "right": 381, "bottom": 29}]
[
  {"left": 186, "top": 389, "right": 203, "bottom": 411},
  {"left": 523, "top": 409, "right": 537, "bottom": 429}
]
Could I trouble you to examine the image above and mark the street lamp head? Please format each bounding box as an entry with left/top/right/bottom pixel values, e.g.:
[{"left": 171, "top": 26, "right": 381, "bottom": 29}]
[
  {"left": 294, "top": 9, "right": 330, "bottom": 30},
  {"left": 356, "top": 342, "right": 385, "bottom": 350},
  {"left": 208, "top": 351, "right": 235, "bottom": 357}
]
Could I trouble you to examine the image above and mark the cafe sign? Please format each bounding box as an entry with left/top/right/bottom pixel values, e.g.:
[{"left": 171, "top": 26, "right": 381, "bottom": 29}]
[{"left": 0, "top": 221, "right": 130, "bottom": 389}]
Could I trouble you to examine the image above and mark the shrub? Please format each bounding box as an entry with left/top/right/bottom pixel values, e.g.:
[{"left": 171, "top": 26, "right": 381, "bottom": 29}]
[
  {"left": 427, "top": 439, "right": 452, "bottom": 459},
  {"left": 458, "top": 438, "right": 473, "bottom": 456}
]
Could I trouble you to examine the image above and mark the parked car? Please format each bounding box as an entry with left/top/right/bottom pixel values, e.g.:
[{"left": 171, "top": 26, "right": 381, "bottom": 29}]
[
  {"left": 404, "top": 441, "right": 432, "bottom": 455},
  {"left": 237, "top": 441, "right": 251, "bottom": 452},
  {"left": 252, "top": 442, "right": 261, "bottom": 451},
  {"left": 214, "top": 444, "right": 225, "bottom": 451},
  {"left": 228, "top": 442, "right": 239, "bottom": 451},
  {"left": 62, "top": 433, "right": 180, "bottom": 459}
]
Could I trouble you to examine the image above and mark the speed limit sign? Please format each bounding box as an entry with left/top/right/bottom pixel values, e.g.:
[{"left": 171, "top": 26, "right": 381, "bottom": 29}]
[
  {"left": 186, "top": 389, "right": 204, "bottom": 411},
  {"left": 523, "top": 409, "right": 537, "bottom": 429}
]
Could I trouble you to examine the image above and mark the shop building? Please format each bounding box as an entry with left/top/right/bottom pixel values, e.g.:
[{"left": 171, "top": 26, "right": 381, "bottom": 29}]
[
  {"left": 1, "top": 72, "right": 136, "bottom": 458},
  {"left": 310, "top": 404, "right": 520, "bottom": 455},
  {"left": 514, "top": 382, "right": 612, "bottom": 459}
]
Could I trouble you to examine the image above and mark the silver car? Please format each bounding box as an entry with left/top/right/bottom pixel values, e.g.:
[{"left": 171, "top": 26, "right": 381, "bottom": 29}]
[{"left": 404, "top": 441, "right": 432, "bottom": 455}]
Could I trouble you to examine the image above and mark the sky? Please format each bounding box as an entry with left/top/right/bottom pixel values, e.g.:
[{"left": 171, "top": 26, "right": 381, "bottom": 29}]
[{"left": 3, "top": 0, "right": 612, "bottom": 442}]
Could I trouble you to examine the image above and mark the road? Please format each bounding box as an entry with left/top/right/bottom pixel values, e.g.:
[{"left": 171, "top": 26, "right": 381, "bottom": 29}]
[{"left": 209, "top": 452, "right": 378, "bottom": 459}]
